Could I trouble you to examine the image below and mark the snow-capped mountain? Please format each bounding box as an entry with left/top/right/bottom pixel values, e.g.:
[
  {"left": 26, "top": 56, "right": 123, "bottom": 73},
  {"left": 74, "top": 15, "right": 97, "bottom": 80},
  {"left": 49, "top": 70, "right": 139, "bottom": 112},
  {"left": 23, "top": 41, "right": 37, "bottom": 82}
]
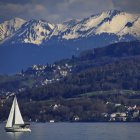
[
  {"left": 0, "top": 10, "right": 140, "bottom": 74},
  {"left": 4, "top": 19, "right": 55, "bottom": 45},
  {"left": 56, "top": 10, "right": 140, "bottom": 40},
  {"left": 50, "top": 19, "right": 80, "bottom": 39},
  {"left": 0, "top": 18, "right": 26, "bottom": 41},
  {"left": 0, "top": 10, "right": 140, "bottom": 46}
]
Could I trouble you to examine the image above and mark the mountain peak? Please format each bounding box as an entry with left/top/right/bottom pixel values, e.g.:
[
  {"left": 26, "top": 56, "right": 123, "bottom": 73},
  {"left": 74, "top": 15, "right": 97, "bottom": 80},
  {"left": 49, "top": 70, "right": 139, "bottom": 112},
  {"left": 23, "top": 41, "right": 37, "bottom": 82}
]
[
  {"left": 13, "top": 17, "right": 26, "bottom": 22},
  {"left": 105, "top": 9, "right": 122, "bottom": 15},
  {"left": 63, "top": 19, "right": 80, "bottom": 25},
  {"left": 0, "top": 17, "right": 26, "bottom": 41},
  {"left": 5, "top": 19, "right": 55, "bottom": 45},
  {"left": 24, "top": 19, "right": 55, "bottom": 29},
  {"left": 1, "top": 10, "right": 140, "bottom": 46},
  {"left": 28, "top": 19, "right": 46, "bottom": 24}
]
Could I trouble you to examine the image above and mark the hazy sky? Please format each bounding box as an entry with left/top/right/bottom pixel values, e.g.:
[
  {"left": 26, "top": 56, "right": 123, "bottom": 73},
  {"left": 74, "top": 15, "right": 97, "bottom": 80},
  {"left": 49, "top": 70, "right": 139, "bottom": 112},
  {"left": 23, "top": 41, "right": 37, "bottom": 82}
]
[{"left": 0, "top": 0, "right": 140, "bottom": 23}]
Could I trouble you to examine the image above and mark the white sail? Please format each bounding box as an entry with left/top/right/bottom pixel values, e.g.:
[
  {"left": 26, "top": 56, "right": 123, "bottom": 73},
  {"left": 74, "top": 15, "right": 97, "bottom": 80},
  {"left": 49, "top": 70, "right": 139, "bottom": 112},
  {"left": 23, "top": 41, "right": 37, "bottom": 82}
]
[
  {"left": 6, "top": 96, "right": 24, "bottom": 128},
  {"left": 14, "top": 96, "right": 24, "bottom": 125},
  {"left": 5, "top": 97, "right": 15, "bottom": 128},
  {"left": 5, "top": 96, "right": 31, "bottom": 132}
]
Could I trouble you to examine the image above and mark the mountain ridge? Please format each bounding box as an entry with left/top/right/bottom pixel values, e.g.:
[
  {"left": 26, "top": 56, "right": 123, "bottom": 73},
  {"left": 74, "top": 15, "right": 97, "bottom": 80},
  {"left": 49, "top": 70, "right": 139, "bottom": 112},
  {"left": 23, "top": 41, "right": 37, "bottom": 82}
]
[
  {"left": 0, "top": 10, "right": 140, "bottom": 46},
  {"left": 0, "top": 10, "right": 140, "bottom": 74},
  {"left": 0, "top": 18, "right": 26, "bottom": 42}
]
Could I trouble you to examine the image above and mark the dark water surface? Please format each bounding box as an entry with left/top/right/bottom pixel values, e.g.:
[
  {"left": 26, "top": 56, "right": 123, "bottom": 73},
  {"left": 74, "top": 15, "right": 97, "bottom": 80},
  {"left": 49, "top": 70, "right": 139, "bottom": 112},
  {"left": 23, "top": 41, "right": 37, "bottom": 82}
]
[{"left": 0, "top": 123, "right": 140, "bottom": 140}]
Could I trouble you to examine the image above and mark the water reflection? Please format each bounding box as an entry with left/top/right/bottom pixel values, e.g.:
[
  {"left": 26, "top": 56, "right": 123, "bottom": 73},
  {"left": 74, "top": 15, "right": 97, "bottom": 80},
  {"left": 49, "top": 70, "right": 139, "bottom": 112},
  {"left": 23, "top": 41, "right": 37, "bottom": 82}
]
[
  {"left": 1, "top": 123, "right": 140, "bottom": 140},
  {"left": 7, "top": 132, "right": 23, "bottom": 140}
]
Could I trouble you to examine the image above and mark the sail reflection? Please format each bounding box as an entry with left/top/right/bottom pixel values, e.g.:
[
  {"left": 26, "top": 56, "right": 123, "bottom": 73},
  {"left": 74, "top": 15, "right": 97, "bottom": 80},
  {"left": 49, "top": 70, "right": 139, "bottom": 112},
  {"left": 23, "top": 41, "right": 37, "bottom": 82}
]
[{"left": 7, "top": 132, "right": 23, "bottom": 139}]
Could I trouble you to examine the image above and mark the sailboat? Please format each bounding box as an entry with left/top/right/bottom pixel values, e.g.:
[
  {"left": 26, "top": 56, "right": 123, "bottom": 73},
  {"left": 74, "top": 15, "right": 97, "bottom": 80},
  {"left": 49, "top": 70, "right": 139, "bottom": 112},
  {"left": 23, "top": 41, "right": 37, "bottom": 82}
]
[{"left": 5, "top": 96, "right": 31, "bottom": 132}]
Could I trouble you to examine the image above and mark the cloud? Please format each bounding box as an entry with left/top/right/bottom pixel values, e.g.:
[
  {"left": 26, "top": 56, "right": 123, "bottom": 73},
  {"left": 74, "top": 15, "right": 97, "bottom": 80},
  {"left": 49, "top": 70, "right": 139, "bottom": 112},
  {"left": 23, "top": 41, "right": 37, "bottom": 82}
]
[
  {"left": 0, "top": 0, "right": 117, "bottom": 23},
  {"left": 112, "top": 0, "right": 140, "bottom": 13},
  {"left": 0, "top": 3, "right": 48, "bottom": 21}
]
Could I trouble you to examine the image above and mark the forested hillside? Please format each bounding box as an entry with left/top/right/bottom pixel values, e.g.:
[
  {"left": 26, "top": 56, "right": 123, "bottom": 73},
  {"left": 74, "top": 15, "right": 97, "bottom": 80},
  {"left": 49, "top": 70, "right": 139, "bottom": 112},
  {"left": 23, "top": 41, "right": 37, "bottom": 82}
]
[{"left": 1, "top": 41, "right": 140, "bottom": 122}]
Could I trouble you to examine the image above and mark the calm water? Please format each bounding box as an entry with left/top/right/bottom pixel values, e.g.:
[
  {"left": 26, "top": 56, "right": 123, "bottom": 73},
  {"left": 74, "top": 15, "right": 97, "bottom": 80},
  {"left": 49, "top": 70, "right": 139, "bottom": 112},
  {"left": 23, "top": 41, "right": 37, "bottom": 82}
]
[{"left": 0, "top": 123, "right": 140, "bottom": 140}]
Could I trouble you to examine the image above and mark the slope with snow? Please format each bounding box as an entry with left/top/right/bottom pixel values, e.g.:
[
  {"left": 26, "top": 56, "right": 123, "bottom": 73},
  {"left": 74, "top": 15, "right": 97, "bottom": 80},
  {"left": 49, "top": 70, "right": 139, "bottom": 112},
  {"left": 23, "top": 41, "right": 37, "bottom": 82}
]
[
  {"left": 60, "top": 10, "right": 140, "bottom": 40},
  {"left": 0, "top": 18, "right": 26, "bottom": 41},
  {"left": 5, "top": 19, "right": 55, "bottom": 45},
  {"left": 96, "top": 12, "right": 139, "bottom": 36},
  {"left": 50, "top": 19, "right": 79, "bottom": 40},
  {"left": 1, "top": 10, "right": 140, "bottom": 46}
]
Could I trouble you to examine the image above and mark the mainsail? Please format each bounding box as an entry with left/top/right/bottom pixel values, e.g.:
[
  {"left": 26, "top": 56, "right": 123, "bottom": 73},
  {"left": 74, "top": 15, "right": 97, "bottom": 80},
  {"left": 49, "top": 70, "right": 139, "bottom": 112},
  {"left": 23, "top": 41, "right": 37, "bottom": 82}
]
[
  {"left": 6, "top": 97, "right": 15, "bottom": 128},
  {"left": 6, "top": 96, "right": 24, "bottom": 128}
]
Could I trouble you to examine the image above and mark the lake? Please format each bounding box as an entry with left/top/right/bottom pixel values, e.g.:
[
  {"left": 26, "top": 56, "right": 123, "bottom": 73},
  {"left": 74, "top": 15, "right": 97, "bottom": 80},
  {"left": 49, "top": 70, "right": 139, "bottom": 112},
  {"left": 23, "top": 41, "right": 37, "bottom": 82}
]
[{"left": 0, "top": 123, "right": 140, "bottom": 140}]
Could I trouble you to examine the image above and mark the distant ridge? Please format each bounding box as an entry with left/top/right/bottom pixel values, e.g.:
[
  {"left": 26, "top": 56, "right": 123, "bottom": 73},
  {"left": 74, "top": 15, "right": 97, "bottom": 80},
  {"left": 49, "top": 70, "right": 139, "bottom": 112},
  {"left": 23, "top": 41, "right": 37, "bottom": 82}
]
[
  {"left": 0, "top": 10, "right": 140, "bottom": 46},
  {"left": 0, "top": 10, "right": 140, "bottom": 74}
]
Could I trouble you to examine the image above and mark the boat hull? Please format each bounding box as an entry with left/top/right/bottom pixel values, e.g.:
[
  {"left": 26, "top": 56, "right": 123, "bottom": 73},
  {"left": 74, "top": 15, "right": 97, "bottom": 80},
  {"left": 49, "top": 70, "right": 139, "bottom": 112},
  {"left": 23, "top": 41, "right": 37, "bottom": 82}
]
[{"left": 5, "top": 127, "right": 31, "bottom": 132}]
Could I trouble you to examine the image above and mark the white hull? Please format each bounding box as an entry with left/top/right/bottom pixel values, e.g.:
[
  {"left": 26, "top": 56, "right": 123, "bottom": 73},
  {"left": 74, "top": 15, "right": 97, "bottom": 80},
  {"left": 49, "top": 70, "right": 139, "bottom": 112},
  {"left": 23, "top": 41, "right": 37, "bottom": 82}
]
[{"left": 5, "top": 127, "right": 31, "bottom": 132}]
